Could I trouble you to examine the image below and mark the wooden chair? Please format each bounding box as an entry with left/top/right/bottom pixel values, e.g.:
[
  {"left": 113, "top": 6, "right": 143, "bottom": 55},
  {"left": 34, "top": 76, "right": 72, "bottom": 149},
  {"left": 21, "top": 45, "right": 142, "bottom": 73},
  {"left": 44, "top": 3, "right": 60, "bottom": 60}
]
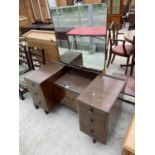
[
  {"left": 107, "top": 23, "right": 133, "bottom": 75},
  {"left": 19, "top": 45, "right": 32, "bottom": 100},
  {"left": 19, "top": 46, "right": 46, "bottom": 100},
  {"left": 128, "top": 13, "right": 135, "bottom": 30},
  {"left": 28, "top": 46, "right": 46, "bottom": 70}
]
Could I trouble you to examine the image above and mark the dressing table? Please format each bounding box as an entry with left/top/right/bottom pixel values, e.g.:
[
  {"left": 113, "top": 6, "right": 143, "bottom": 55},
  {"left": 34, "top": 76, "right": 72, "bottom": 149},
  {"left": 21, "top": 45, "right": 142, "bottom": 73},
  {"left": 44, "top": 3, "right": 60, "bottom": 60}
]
[{"left": 25, "top": 61, "right": 126, "bottom": 144}]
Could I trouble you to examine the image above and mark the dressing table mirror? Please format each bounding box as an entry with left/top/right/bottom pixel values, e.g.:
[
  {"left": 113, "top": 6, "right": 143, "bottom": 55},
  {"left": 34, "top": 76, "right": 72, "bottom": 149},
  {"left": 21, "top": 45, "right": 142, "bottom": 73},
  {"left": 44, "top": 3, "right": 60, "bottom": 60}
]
[{"left": 49, "top": 3, "right": 108, "bottom": 71}]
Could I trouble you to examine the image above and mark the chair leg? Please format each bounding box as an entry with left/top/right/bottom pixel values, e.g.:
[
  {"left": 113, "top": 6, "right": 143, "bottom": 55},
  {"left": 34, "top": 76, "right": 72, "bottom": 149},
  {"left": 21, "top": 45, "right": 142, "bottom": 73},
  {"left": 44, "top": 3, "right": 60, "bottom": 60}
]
[
  {"left": 111, "top": 54, "right": 116, "bottom": 64},
  {"left": 125, "top": 57, "right": 130, "bottom": 75},
  {"left": 107, "top": 52, "right": 112, "bottom": 68},
  {"left": 19, "top": 89, "right": 24, "bottom": 100}
]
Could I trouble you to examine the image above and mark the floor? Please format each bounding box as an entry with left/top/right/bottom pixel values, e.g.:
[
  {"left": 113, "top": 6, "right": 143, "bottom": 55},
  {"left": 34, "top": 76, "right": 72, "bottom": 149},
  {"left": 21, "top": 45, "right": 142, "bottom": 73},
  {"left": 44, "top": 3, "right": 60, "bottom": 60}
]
[
  {"left": 19, "top": 94, "right": 134, "bottom": 155},
  {"left": 20, "top": 22, "right": 135, "bottom": 155}
]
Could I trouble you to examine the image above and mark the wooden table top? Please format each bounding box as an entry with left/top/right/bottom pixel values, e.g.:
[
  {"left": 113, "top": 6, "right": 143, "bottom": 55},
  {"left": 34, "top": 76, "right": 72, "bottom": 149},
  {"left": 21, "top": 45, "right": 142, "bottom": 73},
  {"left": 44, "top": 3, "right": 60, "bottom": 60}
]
[
  {"left": 25, "top": 62, "right": 64, "bottom": 84},
  {"left": 23, "top": 30, "right": 56, "bottom": 42},
  {"left": 77, "top": 75, "right": 126, "bottom": 113},
  {"left": 67, "top": 26, "right": 107, "bottom": 36},
  {"left": 124, "top": 30, "right": 135, "bottom": 43},
  {"left": 123, "top": 115, "right": 135, "bottom": 153}
]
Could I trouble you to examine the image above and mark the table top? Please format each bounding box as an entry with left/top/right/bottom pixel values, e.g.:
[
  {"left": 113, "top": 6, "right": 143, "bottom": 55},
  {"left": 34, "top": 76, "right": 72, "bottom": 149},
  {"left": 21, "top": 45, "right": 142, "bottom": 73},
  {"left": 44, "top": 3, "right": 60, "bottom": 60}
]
[
  {"left": 124, "top": 30, "right": 135, "bottom": 43},
  {"left": 23, "top": 30, "right": 56, "bottom": 42},
  {"left": 77, "top": 75, "right": 126, "bottom": 113},
  {"left": 25, "top": 62, "right": 64, "bottom": 84},
  {"left": 67, "top": 26, "right": 107, "bottom": 36},
  {"left": 123, "top": 115, "right": 135, "bottom": 153}
]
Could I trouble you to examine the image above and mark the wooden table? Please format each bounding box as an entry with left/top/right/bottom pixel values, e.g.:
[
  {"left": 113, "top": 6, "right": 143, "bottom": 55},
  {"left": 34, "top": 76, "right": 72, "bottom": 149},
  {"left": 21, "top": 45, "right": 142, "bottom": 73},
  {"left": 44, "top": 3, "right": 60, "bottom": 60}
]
[
  {"left": 122, "top": 115, "right": 135, "bottom": 155},
  {"left": 124, "top": 30, "right": 135, "bottom": 43},
  {"left": 23, "top": 30, "right": 60, "bottom": 62},
  {"left": 67, "top": 26, "right": 107, "bottom": 49}
]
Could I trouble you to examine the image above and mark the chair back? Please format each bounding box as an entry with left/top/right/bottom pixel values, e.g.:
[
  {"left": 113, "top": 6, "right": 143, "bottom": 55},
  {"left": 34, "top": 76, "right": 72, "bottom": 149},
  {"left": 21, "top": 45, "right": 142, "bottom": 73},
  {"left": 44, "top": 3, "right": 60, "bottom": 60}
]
[
  {"left": 28, "top": 46, "right": 46, "bottom": 69},
  {"left": 19, "top": 45, "right": 31, "bottom": 72},
  {"left": 128, "top": 13, "right": 135, "bottom": 30}
]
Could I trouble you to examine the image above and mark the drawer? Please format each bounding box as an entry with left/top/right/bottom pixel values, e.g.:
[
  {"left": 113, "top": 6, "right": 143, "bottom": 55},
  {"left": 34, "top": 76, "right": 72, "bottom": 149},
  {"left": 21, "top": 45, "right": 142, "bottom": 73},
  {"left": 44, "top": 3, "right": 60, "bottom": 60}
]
[
  {"left": 79, "top": 120, "right": 105, "bottom": 143},
  {"left": 78, "top": 111, "right": 105, "bottom": 125},
  {"left": 77, "top": 101, "right": 105, "bottom": 122},
  {"left": 60, "top": 90, "right": 79, "bottom": 111}
]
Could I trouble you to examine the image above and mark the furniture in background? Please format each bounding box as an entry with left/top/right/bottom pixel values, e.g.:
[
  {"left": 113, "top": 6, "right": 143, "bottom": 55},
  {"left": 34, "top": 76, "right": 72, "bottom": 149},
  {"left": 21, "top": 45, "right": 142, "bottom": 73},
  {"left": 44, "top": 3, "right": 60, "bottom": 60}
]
[
  {"left": 23, "top": 30, "right": 60, "bottom": 62},
  {"left": 121, "top": 114, "right": 135, "bottom": 155},
  {"left": 25, "top": 61, "right": 126, "bottom": 144},
  {"left": 124, "top": 30, "right": 135, "bottom": 43},
  {"left": 104, "top": 0, "right": 124, "bottom": 26},
  {"left": 67, "top": 26, "right": 107, "bottom": 51},
  {"left": 54, "top": 27, "right": 73, "bottom": 49},
  {"left": 19, "top": 45, "right": 46, "bottom": 100},
  {"left": 84, "top": 0, "right": 102, "bottom": 4},
  {"left": 19, "top": 45, "right": 32, "bottom": 100},
  {"left": 29, "top": 46, "right": 46, "bottom": 69},
  {"left": 107, "top": 23, "right": 133, "bottom": 75},
  {"left": 128, "top": 13, "right": 135, "bottom": 30},
  {"left": 19, "top": 0, "right": 51, "bottom": 24}
]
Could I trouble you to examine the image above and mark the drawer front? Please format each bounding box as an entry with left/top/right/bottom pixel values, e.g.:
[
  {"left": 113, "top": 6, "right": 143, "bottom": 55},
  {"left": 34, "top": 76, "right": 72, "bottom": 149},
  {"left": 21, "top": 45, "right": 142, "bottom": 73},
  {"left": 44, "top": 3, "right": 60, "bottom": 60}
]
[
  {"left": 77, "top": 101, "right": 105, "bottom": 122},
  {"left": 79, "top": 120, "right": 105, "bottom": 143},
  {"left": 60, "top": 90, "right": 79, "bottom": 112}
]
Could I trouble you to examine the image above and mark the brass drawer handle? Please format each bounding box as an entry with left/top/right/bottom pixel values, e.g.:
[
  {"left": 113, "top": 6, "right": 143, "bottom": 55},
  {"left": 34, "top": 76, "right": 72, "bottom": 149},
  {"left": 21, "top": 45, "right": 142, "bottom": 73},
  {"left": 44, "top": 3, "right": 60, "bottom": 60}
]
[
  {"left": 90, "top": 129, "right": 94, "bottom": 133},
  {"left": 89, "top": 108, "right": 94, "bottom": 113},
  {"left": 34, "top": 92, "right": 38, "bottom": 95},
  {"left": 32, "top": 83, "right": 35, "bottom": 87},
  {"left": 90, "top": 118, "right": 94, "bottom": 122}
]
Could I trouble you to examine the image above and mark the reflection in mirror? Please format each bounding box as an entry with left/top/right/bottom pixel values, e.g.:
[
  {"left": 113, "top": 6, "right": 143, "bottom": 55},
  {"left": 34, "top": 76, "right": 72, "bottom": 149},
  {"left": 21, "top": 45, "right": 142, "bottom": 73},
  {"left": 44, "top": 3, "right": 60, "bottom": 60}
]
[{"left": 49, "top": 3, "right": 107, "bottom": 71}]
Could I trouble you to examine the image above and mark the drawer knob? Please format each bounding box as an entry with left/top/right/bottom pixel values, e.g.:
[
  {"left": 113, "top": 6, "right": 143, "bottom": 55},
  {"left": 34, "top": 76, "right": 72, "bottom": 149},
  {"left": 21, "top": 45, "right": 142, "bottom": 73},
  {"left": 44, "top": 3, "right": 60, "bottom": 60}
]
[
  {"left": 90, "top": 118, "right": 94, "bottom": 122},
  {"left": 89, "top": 108, "right": 94, "bottom": 113},
  {"left": 90, "top": 129, "right": 94, "bottom": 133},
  {"left": 38, "top": 101, "right": 41, "bottom": 105},
  {"left": 34, "top": 92, "right": 38, "bottom": 95},
  {"left": 32, "top": 83, "right": 35, "bottom": 86}
]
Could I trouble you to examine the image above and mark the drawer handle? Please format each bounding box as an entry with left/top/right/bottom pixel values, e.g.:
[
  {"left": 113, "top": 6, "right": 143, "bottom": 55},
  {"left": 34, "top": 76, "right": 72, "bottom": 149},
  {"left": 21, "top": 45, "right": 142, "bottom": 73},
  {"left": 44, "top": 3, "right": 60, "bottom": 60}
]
[
  {"left": 89, "top": 108, "right": 94, "bottom": 113},
  {"left": 90, "top": 129, "right": 94, "bottom": 133},
  {"left": 32, "top": 83, "right": 35, "bottom": 86},
  {"left": 90, "top": 118, "right": 94, "bottom": 122},
  {"left": 34, "top": 92, "right": 38, "bottom": 95}
]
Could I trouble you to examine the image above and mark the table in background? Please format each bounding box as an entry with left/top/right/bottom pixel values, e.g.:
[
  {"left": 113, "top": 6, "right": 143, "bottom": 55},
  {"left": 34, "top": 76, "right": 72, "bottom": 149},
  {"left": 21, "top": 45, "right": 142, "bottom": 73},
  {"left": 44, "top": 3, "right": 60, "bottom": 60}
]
[{"left": 67, "top": 26, "right": 107, "bottom": 49}]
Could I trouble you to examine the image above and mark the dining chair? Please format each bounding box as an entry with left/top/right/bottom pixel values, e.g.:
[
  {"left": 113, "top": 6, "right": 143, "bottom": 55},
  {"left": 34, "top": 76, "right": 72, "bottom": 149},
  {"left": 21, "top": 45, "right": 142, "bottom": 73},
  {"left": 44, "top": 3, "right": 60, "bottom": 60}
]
[
  {"left": 19, "top": 44, "right": 32, "bottom": 100},
  {"left": 106, "top": 23, "right": 134, "bottom": 75},
  {"left": 28, "top": 46, "right": 46, "bottom": 70},
  {"left": 19, "top": 46, "right": 46, "bottom": 100}
]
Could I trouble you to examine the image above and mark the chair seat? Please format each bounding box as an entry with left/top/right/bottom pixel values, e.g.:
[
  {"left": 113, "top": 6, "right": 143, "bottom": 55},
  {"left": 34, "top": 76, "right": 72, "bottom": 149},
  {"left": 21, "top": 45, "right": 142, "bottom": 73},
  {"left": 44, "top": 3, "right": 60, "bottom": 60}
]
[{"left": 112, "top": 44, "right": 133, "bottom": 55}]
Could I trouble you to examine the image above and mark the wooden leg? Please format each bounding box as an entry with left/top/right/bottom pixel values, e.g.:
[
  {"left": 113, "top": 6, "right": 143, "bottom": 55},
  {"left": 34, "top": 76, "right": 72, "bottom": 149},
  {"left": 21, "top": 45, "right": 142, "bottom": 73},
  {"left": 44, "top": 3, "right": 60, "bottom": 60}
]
[
  {"left": 125, "top": 57, "right": 130, "bottom": 75},
  {"left": 35, "top": 105, "right": 39, "bottom": 109},
  {"left": 111, "top": 54, "right": 115, "bottom": 63},
  {"left": 107, "top": 52, "right": 112, "bottom": 67},
  {"left": 130, "top": 56, "right": 135, "bottom": 76},
  {"left": 45, "top": 110, "right": 49, "bottom": 114},
  {"left": 19, "top": 89, "right": 24, "bottom": 100},
  {"left": 67, "top": 39, "right": 70, "bottom": 50},
  {"left": 93, "top": 138, "right": 96, "bottom": 143}
]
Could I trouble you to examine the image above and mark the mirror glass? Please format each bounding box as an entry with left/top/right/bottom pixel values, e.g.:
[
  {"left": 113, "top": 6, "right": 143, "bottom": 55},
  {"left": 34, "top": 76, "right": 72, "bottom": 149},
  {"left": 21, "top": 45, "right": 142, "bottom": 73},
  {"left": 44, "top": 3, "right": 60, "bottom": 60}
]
[{"left": 49, "top": 3, "right": 107, "bottom": 71}]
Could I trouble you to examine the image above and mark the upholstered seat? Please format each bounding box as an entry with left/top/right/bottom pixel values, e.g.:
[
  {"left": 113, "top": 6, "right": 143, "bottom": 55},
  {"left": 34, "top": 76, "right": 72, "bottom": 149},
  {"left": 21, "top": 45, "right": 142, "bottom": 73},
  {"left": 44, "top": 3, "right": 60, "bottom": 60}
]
[{"left": 112, "top": 45, "right": 133, "bottom": 55}]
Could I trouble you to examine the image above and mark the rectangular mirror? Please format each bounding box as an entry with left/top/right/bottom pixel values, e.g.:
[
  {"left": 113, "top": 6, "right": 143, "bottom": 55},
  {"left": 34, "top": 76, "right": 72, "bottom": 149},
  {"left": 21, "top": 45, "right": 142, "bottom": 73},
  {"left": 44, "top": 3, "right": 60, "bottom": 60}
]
[{"left": 49, "top": 3, "right": 107, "bottom": 71}]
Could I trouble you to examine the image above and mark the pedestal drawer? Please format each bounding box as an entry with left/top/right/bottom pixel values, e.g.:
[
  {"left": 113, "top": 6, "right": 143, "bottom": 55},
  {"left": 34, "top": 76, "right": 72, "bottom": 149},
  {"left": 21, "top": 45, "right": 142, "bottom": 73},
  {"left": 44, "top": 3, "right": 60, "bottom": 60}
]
[
  {"left": 79, "top": 120, "right": 105, "bottom": 143},
  {"left": 77, "top": 101, "right": 105, "bottom": 122}
]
